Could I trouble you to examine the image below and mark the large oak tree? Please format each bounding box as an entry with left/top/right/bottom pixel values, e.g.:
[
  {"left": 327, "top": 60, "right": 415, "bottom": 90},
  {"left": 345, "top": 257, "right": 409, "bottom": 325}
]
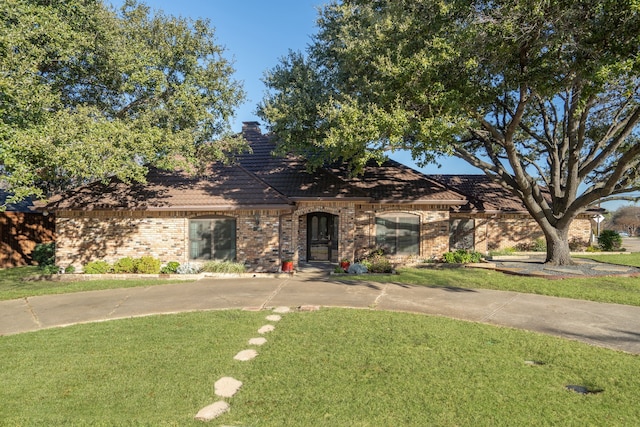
[
  {"left": 1, "top": 0, "right": 245, "bottom": 204},
  {"left": 259, "top": 0, "right": 640, "bottom": 265}
]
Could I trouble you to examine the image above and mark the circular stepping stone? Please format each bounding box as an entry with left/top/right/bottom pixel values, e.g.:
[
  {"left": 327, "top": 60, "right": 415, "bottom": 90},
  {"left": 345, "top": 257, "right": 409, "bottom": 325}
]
[
  {"left": 249, "top": 337, "right": 267, "bottom": 346},
  {"left": 273, "top": 306, "right": 290, "bottom": 313},
  {"left": 258, "top": 324, "right": 275, "bottom": 334},
  {"left": 194, "top": 401, "right": 229, "bottom": 421},
  {"left": 265, "top": 314, "right": 282, "bottom": 322},
  {"left": 234, "top": 349, "right": 258, "bottom": 361},
  {"left": 214, "top": 377, "right": 243, "bottom": 397}
]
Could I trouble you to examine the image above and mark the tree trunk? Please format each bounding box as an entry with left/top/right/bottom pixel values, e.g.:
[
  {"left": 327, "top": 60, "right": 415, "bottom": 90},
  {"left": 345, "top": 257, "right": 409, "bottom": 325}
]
[{"left": 544, "top": 228, "right": 574, "bottom": 266}]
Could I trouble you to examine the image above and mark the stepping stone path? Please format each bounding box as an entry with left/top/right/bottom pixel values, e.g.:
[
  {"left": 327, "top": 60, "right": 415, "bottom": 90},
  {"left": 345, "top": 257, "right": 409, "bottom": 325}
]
[
  {"left": 194, "top": 401, "right": 230, "bottom": 421},
  {"left": 214, "top": 377, "right": 243, "bottom": 398},
  {"left": 234, "top": 349, "right": 258, "bottom": 361},
  {"left": 258, "top": 324, "right": 275, "bottom": 334},
  {"left": 194, "top": 307, "right": 290, "bottom": 422},
  {"left": 248, "top": 337, "right": 267, "bottom": 346}
]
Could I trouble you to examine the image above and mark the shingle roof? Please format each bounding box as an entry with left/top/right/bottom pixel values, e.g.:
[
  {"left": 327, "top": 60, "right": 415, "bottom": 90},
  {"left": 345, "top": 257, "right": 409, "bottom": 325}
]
[
  {"left": 44, "top": 122, "right": 496, "bottom": 212},
  {"left": 238, "top": 126, "right": 370, "bottom": 200},
  {"left": 328, "top": 159, "right": 467, "bottom": 204},
  {"left": 45, "top": 163, "right": 292, "bottom": 211},
  {"left": 429, "top": 175, "right": 528, "bottom": 212},
  {"left": 239, "top": 123, "right": 465, "bottom": 204},
  {"left": 0, "top": 191, "right": 38, "bottom": 213}
]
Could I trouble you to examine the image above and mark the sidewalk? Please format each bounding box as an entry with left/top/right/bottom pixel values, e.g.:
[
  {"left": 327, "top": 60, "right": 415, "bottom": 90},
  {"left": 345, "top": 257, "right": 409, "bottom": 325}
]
[{"left": 2, "top": 271, "right": 640, "bottom": 354}]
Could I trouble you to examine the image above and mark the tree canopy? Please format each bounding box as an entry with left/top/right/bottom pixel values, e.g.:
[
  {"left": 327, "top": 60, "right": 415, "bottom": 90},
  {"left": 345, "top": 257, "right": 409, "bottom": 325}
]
[
  {"left": 1, "top": 0, "right": 245, "bottom": 204},
  {"left": 259, "top": 0, "right": 640, "bottom": 264}
]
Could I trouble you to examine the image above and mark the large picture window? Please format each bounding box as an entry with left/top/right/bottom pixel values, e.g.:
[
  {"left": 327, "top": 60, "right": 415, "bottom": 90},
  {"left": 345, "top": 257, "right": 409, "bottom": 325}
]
[
  {"left": 189, "top": 217, "right": 236, "bottom": 260},
  {"left": 375, "top": 214, "right": 419, "bottom": 255}
]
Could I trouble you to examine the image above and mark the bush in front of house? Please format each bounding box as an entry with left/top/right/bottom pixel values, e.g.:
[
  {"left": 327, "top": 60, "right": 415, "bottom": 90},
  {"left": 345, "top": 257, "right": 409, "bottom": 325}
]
[
  {"left": 134, "top": 256, "right": 161, "bottom": 274},
  {"left": 176, "top": 262, "right": 202, "bottom": 274},
  {"left": 201, "top": 260, "right": 246, "bottom": 274},
  {"left": 84, "top": 260, "right": 112, "bottom": 274},
  {"left": 160, "top": 261, "right": 181, "bottom": 274},
  {"left": 442, "top": 249, "right": 484, "bottom": 264},
  {"left": 358, "top": 249, "right": 393, "bottom": 273},
  {"left": 113, "top": 257, "right": 136, "bottom": 273},
  {"left": 33, "top": 242, "right": 55, "bottom": 267},
  {"left": 598, "top": 230, "right": 623, "bottom": 252}
]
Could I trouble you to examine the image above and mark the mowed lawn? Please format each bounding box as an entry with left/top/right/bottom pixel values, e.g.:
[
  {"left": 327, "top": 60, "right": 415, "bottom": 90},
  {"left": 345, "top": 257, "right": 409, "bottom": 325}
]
[
  {"left": 1, "top": 309, "right": 639, "bottom": 426},
  {"left": 0, "top": 266, "right": 191, "bottom": 301}
]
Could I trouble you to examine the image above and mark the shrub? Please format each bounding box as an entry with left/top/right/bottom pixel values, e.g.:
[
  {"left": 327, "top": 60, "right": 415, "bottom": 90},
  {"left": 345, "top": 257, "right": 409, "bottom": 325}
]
[
  {"left": 134, "top": 256, "right": 161, "bottom": 274},
  {"left": 201, "top": 260, "right": 246, "bottom": 274},
  {"left": 84, "top": 260, "right": 112, "bottom": 274},
  {"left": 64, "top": 265, "right": 76, "bottom": 274},
  {"left": 33, "top": 242, "right": 55, "bottom": 267},
  {"left": 160, "top": 261, "right": 180, "bottom": 274},
  {"left": 532, "top": 238, "right": 547, "bottom": 252},
  {"left": 113, "top": 257, "right": 136, "bottom": 273},
  {"left": 176, "top": 262, "right": 202, "bottom": 274},
  {"left": 442, "top": 249, "right": 483, "bottom": 264},
  {"left": 598, "top": 230, "right": 623, "bottom": 252},
  {"left": 356, "top": 248, "right": 393, "bottom": 273},
  {"left": 41, "top": 264, "right": 61, "bottom": 275}
]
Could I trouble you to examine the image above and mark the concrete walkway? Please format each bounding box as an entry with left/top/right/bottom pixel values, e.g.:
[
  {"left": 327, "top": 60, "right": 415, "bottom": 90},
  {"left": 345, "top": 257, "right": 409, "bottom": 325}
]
[{"left": 2, "top": 271, "right": 640, "bottom": 354}]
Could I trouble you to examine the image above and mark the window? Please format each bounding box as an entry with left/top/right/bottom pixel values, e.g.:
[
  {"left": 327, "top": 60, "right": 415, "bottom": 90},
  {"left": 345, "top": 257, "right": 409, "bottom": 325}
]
[
  {"left": 375, "top": 214, "right": 419, "bottom": 255},
  {"left": 189, "top": 217, "right": 236, "bottom": 260},
  {"left": 450, "top": 219, "right": 475, "bottom": 250}
]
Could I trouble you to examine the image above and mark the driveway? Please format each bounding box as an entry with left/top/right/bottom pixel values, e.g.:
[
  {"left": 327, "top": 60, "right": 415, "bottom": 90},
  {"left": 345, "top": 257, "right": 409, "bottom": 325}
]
[{"left": 2, "top": 272, "right": 640, "bottom": 355}]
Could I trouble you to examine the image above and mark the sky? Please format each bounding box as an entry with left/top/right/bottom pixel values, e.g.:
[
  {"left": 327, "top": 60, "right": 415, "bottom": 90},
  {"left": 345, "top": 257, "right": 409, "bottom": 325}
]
[{"left": 107, "top": 0, "right": 634, "bottom": 210}]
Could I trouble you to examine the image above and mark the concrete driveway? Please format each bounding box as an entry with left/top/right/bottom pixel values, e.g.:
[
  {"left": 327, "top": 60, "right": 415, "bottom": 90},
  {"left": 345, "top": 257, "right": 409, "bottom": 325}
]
[{"left": 2, "top": 272, "right": 640, "bottom": 355}]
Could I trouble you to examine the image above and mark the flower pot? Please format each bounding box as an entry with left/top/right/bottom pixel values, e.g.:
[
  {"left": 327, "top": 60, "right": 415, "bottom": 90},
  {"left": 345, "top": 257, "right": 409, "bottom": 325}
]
[{"left": 281, "top": 261, "right": 294, "bottom": 273}]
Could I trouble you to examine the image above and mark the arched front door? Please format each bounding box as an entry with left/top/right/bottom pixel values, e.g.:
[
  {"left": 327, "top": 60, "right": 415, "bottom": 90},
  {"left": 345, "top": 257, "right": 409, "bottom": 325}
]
[{"left": 307, "top": 213, "right": 338, "bottom": 262}]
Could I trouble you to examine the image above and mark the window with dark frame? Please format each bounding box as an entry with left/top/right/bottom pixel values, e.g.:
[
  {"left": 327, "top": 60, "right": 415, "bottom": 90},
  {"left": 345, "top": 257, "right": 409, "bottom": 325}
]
[
  {"left": 375, "top": 214, "right": 419, "bottom": 255},
  {"left": 189, "top": 217, "right": 236, "bottom": 260}
]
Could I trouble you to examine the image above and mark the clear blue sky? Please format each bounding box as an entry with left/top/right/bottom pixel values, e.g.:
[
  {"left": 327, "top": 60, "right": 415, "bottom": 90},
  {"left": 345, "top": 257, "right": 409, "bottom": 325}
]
[{"left": 107, "top": 1, "right": 634, "bottom": 210}]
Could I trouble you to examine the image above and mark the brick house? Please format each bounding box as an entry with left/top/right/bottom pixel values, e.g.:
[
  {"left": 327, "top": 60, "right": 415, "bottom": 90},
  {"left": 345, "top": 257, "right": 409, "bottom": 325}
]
[{"left": 45, "top": 122, "right": 594, "bottom": 272}]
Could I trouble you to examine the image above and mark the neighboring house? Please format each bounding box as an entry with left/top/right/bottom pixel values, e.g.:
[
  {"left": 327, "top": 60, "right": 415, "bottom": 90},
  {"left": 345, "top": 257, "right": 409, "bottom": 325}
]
[
  {"left": 45, "top": 122, "right": 594, "bottom": 272},
  {"left": 0, "top": 191, "right": 55, "bottom": 268}
]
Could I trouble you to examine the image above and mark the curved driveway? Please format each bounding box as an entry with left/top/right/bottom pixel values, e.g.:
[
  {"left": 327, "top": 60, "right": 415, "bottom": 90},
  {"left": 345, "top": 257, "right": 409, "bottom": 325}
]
[{"left": 2, "top": 272, "right": 640, "bottom": 354}]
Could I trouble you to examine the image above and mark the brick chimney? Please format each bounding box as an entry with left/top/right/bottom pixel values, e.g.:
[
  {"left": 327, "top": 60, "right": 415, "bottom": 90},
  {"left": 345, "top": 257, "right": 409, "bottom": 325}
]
[{"left": 242, "top": 121, "right": 261, "bottom": 134}]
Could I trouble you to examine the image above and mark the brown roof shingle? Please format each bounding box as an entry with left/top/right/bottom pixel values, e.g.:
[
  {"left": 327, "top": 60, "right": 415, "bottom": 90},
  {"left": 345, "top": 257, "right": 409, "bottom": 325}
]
[{"left": 46, "top": 163, "right": 292, "bottom": 211}]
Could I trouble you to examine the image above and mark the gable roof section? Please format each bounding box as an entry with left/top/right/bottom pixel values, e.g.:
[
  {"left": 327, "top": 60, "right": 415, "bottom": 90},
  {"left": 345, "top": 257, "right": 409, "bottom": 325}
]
[
  {"left": 240, "top": 123, "right": 465, "bottom": 204},
  {"left": 327, "top": 159, "right": 467, "bottom": 205},
  {"left": 238, "top": 124, "right": 370, "bottom": 200},
  {"left": 429, "top": 175, "right": 528, "bottom": 212},
  {"left": 45, "top": 163, "right": 292, "bottom": 211}
]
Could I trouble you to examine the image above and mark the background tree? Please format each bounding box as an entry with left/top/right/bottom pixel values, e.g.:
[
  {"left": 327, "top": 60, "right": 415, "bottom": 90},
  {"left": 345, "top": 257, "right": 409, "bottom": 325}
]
[
  {"left": 0, "top": 0, "right": 245, "bottom": 204},
  {"left": 608, "top": 206, "right": 640, "bottom": 236},
  {"left": 259, "top": 0, "right": 640, "bottom": 265}
]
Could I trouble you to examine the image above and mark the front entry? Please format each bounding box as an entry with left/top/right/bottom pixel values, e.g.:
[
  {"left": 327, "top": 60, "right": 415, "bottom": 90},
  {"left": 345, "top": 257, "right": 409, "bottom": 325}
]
[{"left": 307, "top": 213, "right": 339, "bottom": 262}]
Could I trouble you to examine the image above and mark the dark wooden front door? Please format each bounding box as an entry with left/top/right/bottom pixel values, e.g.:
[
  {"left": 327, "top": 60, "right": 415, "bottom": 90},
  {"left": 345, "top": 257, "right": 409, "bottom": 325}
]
[{"left": 307, "top": 213, "right": 338, "bottom": 262}]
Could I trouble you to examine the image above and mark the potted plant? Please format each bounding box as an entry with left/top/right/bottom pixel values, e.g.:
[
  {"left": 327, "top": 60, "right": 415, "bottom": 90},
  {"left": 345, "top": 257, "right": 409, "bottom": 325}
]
[
  {"left": 281, "top": 259, "right": 294, "bottom": 273},
  {"left": 340, "top": 258, "right": 351, "bottom": 271}
]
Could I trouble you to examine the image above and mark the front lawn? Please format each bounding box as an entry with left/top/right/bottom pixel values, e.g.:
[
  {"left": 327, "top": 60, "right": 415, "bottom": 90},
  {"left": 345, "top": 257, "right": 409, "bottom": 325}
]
[
  {"left": 1, "top": 309, "right": 638, "bottom": 426},
  {"left": 575, "top": 252, "right": 640, "bottom": 268},
  {"left": 345, "top": 266, "right": 640, "bottom": 306},
  {"left": 0, "top": 266, "right": 190, "bottom": 301}
]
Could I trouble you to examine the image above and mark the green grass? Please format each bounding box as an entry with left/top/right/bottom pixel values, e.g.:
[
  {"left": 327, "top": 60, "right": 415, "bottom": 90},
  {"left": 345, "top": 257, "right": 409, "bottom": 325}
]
[
  {"left": 345, "top": 267, "right": 640, "bottom": 306},
  {"left": 575, "top": 252, "right": 640, "bottom": 268},
  {"left": 0, "top": 266, "right": 191, "bottom": 301},
  {"left": 1, "top": 309, "right": 639, "bottom": 426}
]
